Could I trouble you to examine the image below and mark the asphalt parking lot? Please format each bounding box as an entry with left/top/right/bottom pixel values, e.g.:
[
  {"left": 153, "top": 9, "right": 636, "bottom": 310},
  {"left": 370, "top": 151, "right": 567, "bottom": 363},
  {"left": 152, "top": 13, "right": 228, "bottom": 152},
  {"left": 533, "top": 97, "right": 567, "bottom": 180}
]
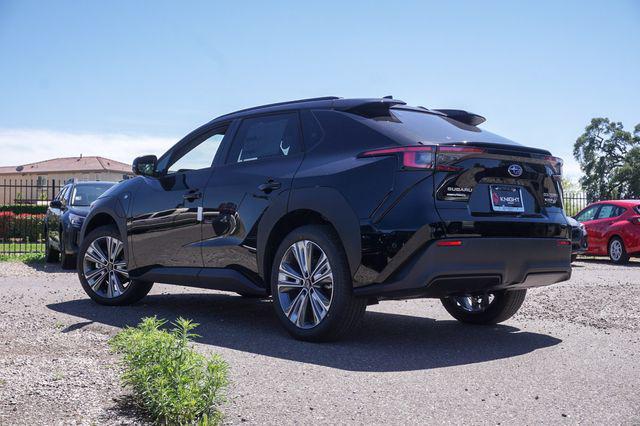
[{"left": 0, "top": 259, "right": 639, "bottom": 425}]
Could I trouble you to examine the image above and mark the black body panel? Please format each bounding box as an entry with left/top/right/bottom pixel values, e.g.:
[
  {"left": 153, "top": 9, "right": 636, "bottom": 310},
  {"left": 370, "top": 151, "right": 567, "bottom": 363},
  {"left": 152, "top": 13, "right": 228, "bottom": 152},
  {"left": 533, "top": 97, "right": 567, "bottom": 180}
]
[
  {"left": 354, "top": 237, "right": 571, "bottom": 299},
  {"left": 128, "top": 170, "right": 210, "bottom": 269},
  {"left": 130, "top": 266, "right": 266, "bottom": 296}
]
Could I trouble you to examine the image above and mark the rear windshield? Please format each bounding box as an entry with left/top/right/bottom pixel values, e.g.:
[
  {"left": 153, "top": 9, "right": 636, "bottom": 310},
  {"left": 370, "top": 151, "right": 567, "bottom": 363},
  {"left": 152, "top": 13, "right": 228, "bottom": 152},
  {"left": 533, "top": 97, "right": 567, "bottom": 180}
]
[
  {"left": 359, "top": 108, "right": 519, "bottom": 146},
  {"left": 71, "top": 183, "right": 114, "bottom": 206}
]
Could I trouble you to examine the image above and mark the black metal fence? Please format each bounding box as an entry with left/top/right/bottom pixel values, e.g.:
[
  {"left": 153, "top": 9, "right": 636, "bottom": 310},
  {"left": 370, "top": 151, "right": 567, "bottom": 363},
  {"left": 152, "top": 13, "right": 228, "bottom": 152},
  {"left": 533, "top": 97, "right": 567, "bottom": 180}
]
[
  {"left": 0, "top": 179, "right": 63, "bottom": 256},
  {"left": 563, "top": 192, "right": 590, "bottom": 217}
]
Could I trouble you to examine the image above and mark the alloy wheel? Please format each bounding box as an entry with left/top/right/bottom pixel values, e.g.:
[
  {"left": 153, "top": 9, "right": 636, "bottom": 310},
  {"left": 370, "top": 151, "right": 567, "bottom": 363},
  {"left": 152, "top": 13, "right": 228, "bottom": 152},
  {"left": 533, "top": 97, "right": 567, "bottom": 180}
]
[
  {"left": 450, "top": 293, "right": 496, "bottom": 313},
  {"left": 277, "top": 240, "right": 334, "bottom": 329},
  {"left": 610, "top": 240, "right": 623, "bottom": 261},
  {"left": 82, "top": 236, "right": 129, "bottom": 298}
]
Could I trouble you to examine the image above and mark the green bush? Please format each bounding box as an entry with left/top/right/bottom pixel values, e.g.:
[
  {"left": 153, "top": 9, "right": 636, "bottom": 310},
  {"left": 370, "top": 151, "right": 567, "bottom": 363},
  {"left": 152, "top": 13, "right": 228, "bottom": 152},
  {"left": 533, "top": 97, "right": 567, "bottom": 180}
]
[
  {"left": 0, "top": 205, "right": 48, "bottom": 215},
  {"left": 110, "top": 317, "right": 228, "bottom": 425}
]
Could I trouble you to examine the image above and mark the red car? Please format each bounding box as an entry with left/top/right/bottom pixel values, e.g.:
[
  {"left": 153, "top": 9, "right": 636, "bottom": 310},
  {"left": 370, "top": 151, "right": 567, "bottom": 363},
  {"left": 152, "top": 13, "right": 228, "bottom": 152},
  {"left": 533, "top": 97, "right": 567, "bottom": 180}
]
[{"left": 574, "top": 200, "right": 640, "bottom": 264}]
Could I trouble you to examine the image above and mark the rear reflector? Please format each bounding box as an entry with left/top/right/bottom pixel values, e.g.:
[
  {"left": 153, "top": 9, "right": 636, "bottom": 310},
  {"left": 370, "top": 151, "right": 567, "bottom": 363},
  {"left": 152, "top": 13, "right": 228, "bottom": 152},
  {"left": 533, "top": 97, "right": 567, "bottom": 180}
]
[
  {"left": 557, "top": 240, "right": 571, "bottom": 246},
  {"left": 437, "top": 240, "right": 463, "bottom": 247}
]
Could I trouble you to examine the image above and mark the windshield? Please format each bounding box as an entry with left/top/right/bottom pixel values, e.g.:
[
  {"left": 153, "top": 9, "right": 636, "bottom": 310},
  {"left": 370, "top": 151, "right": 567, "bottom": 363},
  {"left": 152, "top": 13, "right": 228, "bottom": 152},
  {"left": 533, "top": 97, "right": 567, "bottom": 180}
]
[
  {"left": 70, "top": 183, "right": 114, "bottom": 206},
  {"left": 361, "top": 108, "right": 519, "bottom": 146}
]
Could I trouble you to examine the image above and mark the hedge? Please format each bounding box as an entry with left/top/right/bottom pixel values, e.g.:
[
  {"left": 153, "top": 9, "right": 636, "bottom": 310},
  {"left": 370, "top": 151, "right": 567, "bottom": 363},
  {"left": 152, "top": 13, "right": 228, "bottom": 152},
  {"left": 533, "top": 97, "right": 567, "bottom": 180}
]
[
  {"left": 0, "top": 212, "right": 45, "bottom": 242},
  {"left": 0, "top": 205, "right": 48, "bottom": 215}
]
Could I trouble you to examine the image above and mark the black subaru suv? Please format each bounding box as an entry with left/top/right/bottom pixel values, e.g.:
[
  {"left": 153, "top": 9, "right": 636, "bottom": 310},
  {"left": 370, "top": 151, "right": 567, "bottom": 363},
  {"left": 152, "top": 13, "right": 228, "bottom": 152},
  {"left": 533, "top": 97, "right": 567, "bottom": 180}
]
[{"left": 77, "top": 97, "right": 571, "bottom": 341}]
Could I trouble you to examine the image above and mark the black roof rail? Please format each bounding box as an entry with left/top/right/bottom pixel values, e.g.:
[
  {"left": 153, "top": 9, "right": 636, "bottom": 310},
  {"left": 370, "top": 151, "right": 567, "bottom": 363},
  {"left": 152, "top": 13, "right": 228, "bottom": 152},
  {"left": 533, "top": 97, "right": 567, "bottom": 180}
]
[{"left": 216, "top": 96, "right": 341, "bottom": 119}]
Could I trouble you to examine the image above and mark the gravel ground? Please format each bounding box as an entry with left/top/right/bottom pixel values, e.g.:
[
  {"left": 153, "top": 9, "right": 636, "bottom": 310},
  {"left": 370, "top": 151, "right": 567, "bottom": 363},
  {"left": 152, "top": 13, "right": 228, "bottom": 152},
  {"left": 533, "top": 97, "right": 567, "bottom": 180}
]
[{"left": 0, "top": 258, "right": 639, "bottom": 425}]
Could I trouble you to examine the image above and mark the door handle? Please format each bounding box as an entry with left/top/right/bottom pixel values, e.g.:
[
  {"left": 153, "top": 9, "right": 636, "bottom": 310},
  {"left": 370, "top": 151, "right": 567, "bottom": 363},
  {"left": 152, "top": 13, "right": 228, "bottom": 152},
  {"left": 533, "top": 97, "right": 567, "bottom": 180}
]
[
  {"left": 183, "top": 191, "right": 202, "bottom": 201},
  {"left": 258, "top": 180, "right": 281, "bottom": 194}
]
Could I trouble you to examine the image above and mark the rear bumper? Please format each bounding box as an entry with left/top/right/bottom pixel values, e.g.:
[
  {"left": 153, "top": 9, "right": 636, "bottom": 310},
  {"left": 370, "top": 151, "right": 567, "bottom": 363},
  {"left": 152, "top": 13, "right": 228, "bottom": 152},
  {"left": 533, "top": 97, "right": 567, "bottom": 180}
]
[{"left": 354, "top": 237, "right": 572, "bottom": 299}]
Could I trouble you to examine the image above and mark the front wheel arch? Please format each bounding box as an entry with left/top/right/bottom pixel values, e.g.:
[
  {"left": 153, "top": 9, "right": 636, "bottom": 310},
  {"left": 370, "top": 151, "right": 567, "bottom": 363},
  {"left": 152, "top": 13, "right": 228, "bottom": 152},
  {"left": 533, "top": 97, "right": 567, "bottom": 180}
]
[
  {"left": 78, "top": 224, "right": 152, "bottom": 305},
  {"left": 83, "top": 212, "right": 119, "bottom": 239}
]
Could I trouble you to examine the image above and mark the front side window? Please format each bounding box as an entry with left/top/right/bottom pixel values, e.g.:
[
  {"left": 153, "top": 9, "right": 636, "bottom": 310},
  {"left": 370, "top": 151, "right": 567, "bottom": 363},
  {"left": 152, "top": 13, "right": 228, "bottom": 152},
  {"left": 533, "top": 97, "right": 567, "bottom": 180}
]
[
  {"left": 58, "top": 185, "right": 71, "bottom": 203},
  {"left": 227, "top": 113, "right": 301, "bottom": 164},
  {"left": 575, "top": 205, "right": 599, "bottom": 222},
  {"left": 166, "top": 131, "right": 226, "bottom": 174}
]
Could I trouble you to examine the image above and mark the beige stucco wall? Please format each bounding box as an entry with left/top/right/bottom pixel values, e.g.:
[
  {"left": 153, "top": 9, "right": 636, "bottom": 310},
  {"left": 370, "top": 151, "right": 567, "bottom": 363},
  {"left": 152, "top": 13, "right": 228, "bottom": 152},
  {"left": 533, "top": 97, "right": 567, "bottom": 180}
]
[{"left": 0, "top": 171, "right": 133, "bottom": 205}]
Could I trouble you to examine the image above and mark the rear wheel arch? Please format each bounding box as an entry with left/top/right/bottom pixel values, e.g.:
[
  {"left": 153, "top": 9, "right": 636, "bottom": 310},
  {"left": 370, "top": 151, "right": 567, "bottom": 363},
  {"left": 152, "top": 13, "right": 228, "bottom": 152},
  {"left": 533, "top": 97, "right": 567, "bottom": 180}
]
[
  {"left": 258, "top": 188, "right": 361, "bottom": 290},
  {"left": 608, "top": 235, "right": 629, "bottom": 264},
  {"left": 260, "top": 209, "right": 341, "bottom": 292},
  {"left": 608, "top": 234, "right": 624, "bottom": 249}
]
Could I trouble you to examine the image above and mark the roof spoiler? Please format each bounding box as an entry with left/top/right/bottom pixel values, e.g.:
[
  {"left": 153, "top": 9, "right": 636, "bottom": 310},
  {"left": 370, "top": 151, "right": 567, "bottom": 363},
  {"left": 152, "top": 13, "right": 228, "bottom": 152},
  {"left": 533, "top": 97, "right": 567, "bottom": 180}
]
[
  {"left": 432, "top": 109, "right": 486, "bottom": 126},
  {"left": 341, "top": 98, "right": 406, "bottom": 117}
]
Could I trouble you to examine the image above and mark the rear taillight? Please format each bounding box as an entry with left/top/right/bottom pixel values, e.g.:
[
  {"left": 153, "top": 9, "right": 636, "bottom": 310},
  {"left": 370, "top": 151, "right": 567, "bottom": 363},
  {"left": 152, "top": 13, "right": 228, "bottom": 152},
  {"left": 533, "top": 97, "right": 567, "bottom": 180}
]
[
  {"left": 360, "top": 145, "right": 487, "bottom": 171},
  {"left": 435, "top": 146, "right": 486, "bottom": 172},
  {"left": 359, "top": 146, "right": 435, "bottom": 170},
  {"left": 536, "top": 155, "right": 564, "bottom": 177}
]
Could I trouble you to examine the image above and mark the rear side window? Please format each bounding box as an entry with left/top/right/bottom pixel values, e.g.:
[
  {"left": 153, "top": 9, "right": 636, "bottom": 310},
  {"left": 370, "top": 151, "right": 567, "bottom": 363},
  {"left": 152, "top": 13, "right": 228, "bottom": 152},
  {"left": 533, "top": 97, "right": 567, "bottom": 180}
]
[
  {"left": 227, "top": 113, "right": 302, "bottom": 163},
  {"left": 300, "top": 110, "right": 324, "bottom": 148},
  {"left": 596, "top": 204, "right": 624, "bottom": 219},
  {"left": 635, "top": 206, "right": 640, "bottom": 215}
]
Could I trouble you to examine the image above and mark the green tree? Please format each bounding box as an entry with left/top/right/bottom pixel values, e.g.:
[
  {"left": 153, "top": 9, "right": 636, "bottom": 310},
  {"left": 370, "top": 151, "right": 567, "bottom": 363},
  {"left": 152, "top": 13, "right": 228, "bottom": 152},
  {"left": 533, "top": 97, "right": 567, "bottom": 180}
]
[
  {"left": 573, "top": 118, "right": 640, "bottom": 199},
  {"left": 561, "top": 177, "right": 580, "bottom": 194}
]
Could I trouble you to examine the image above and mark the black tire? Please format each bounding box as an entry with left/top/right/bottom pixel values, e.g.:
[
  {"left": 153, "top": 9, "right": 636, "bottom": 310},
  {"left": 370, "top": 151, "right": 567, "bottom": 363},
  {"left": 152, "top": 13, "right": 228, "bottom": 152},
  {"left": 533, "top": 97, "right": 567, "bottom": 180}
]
[
  {"left": 270, "top": 225, "right": 367, "bottom": 342},
  {"left": 78, "top": 225, "right": 153, "bottom": 306},
  {"left": 44, "top": 227, "right": 59, "bottom": 263},
  {"left": 59, "top": 230, "right": 76, "bottom": 270},
  {"left": 608, "top": 237, "right": 630, "bottom": 265},
  {"left": 441, "top": 289, "right": 527, "bottom": 325},
  {"left": 571, "top": 254, "right": 578, "bottom": 263}
]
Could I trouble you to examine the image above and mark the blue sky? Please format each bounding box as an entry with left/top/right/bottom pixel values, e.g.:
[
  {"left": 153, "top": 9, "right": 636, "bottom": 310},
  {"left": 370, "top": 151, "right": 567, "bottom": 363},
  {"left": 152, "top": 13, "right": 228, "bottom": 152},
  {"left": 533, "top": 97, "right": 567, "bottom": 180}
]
[{"left": 1, "top": 0, "right": 638, "bottom": 179}]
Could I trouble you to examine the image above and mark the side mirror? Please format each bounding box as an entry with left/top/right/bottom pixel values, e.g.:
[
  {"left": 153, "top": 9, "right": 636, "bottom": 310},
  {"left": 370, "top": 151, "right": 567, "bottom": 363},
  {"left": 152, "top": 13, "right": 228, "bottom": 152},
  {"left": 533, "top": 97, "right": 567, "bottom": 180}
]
[
  {"left": 49, "top": 200, "right": 62, "bottom": 209},
  {"left": 132, "top": 155, "right": 158, "bottom": 177}
]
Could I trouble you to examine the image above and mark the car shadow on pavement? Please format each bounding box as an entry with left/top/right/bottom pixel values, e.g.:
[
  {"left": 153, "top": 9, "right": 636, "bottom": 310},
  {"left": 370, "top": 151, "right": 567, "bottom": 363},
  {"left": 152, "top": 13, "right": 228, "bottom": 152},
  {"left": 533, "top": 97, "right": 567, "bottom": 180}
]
[
  {"left": 577, "top": 258, "right": 640, "bottom": 267},
  {"left": 47, "top": 292, "right": 561, "bottom": 372}
]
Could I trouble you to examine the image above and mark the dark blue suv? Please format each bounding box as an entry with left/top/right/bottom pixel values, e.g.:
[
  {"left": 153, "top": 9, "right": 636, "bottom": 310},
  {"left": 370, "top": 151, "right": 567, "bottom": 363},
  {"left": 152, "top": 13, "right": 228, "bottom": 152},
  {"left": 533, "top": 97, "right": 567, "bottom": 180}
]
[{"left": 45, "top": 181, "right": 114, "bottom": 268}]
